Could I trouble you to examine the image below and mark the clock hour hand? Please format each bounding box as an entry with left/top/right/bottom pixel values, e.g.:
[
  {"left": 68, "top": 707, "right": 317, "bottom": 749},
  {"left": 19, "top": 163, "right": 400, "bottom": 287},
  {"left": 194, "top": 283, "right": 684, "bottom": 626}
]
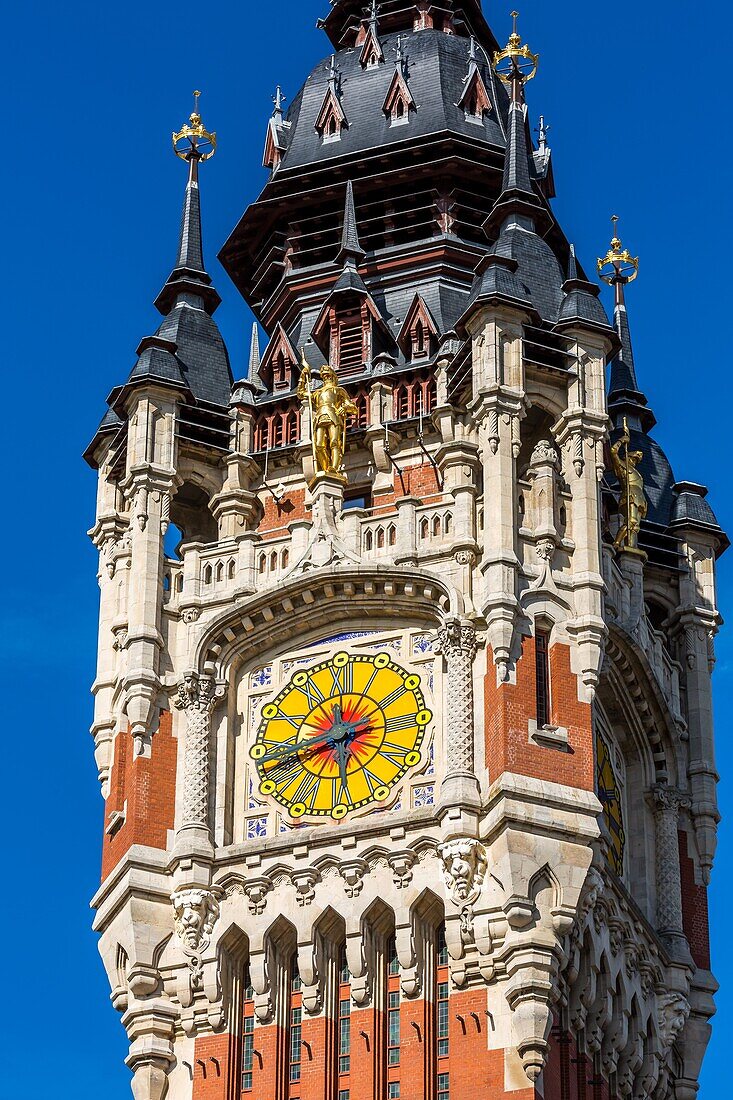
[{"left": 335, "top": 739, "right": 350, "bottom": 795}]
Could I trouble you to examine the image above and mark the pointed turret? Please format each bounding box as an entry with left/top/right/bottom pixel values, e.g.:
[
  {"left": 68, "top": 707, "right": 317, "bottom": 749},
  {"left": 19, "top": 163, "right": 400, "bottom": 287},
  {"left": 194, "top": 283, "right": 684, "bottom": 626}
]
[
  {"left": 336, "top": 180, "right": 367, "bottom": 268},
  {"left": 155, "top": 95, "right": 221, "bottom": 316},
  {"left": 556, "top": 243, "right": 609, "bottom": 334},
  {"left": 109, "top": 94, "right": 232, "bottom": 412},
  {"left": 484, "top": 13, "right": 548, "bottom": 237},
  {"left": 597, "top": 218, "right": 654, "bottom": 432},
  {"left": 249, "top": 322, "right": 262, "bottom": 379}
]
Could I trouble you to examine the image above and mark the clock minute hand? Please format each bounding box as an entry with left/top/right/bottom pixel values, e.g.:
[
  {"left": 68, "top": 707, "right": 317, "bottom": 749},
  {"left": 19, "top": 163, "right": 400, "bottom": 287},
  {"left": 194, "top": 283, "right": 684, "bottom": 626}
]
[
  {"left": 259, "top": 729, "right": 336, "bottom": 764},
  {"left": 336, "top": 740, "right": 350, "bottom": 795}
]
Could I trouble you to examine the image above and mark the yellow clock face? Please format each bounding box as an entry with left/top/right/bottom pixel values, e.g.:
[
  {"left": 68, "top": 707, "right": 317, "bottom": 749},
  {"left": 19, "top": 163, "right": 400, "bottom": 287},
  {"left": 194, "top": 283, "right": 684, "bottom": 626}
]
[
  {"left": 596, "top": 730, "right": 626, "bottom": 876},
  {"left": 250, "top": 650, "right": 432, "bottom": 822}
]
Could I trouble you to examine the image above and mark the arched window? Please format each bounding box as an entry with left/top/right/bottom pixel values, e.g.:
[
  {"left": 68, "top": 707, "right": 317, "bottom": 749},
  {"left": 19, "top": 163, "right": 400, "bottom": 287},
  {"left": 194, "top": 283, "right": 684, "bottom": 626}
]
[
  {"left": 535, "top": 626, "right": 551, "bottom": 728},
  {"left": 258, "top": 554, "right": 267, "bottom": 575},
  {"left": 203, "top": 563, "right": 213, "bottom": 585},
  {"left": 216, "top": 561, "right": 224, "bottom": 583},
  {"left": 420, "top": 517, "right": 429, "bottom": 540},
  {"left": 365, "top": 530, "right": 374, "bottom": 552},
  {"left": 270, "top": 551, "right": 278, "bottom": 571},
  {"left": 443, "top": 513, "right": 453, "bottom": 535},
  {"left": 388, "top": 525, "right": 396, "bottom": 547},
  {"left": 281, "top": 548, "right": 289, "bottom": 569},
  {"left": 432, "top": 515, "right": 441, "bottom": 538},
  {"left": 242, "top": 968, "right": 255, "bottom": 1093},
  {"left": 377, "top": 527, "right": 385, "bottom": 549},
  {"left": 228, "top": 559, "right": 236, "bottom": 580}
]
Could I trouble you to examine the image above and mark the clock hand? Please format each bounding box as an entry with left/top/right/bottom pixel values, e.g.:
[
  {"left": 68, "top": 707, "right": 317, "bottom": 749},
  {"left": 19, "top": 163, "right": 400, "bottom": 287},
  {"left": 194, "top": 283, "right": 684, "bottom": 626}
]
[
  {"left": 258, "top": 729, "right": 338, "bottom": 764},
  {"left": 336, "top": 740, "right": 350, "bottom": 795}
]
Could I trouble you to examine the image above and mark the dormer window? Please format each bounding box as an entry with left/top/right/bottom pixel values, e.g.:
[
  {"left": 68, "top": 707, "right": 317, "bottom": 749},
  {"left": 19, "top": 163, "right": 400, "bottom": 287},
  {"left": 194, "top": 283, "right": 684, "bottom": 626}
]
[
  {"left": 383, "top": 69, "right": 416, "bottom": 127},
  {"left": 315, "top": 83, "right": 347, "bottom": 144},
  {"left": 259, "top": 324, "right": 300, "bottom": 394},
  {"left": 458, "top": 67, "right": 492, "bottom": 123},
  {"left": 397, "top": 294, "right": 439, "bottom": 363}
]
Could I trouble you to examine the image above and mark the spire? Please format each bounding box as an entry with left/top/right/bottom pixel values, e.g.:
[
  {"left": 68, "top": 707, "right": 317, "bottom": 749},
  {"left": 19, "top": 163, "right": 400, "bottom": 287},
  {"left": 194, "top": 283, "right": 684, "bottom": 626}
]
[
  {"left": 249, "top": 322, "right": 262, "bottom": 378},
  {"left": 484, "top": 12, "right": 548, "bottom": 237},
  {"left": 598, "top": 218, "right": 654, "bottom": 430},
  {"left": 556, "top": 243, "right": 609, "bottom": 333},
  {"left": 336, "top": 180, "right": 367, "bottom": 267},
  {"left": 155, "top": 92, "right": 220, "bottom": 315}
]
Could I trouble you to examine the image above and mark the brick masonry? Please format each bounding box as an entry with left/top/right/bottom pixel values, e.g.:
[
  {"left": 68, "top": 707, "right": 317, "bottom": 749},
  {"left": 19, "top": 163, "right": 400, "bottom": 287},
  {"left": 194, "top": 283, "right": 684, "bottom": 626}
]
[
  {"left": 485, "top": 638, "right": 595, "bottom": 792},
  {"left": 101, "top": 710, "right": 177, "bottom": 880}
]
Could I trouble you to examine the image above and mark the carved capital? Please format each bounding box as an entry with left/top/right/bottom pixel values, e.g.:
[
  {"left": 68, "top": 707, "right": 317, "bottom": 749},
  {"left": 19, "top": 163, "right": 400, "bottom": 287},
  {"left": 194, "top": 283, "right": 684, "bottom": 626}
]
[
  {"left": 175, "top": 672, "right": 226, "bottom": 714},
  {"left": 436, "top": 617, "right": 478, "bottom": 665}
]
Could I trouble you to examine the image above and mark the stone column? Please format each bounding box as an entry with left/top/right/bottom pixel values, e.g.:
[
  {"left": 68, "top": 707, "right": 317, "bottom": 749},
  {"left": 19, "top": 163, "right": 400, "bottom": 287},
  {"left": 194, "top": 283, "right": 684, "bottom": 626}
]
[
  {"left": 437, "top": 616, "right": 480, "bottom": 827},
  {"left": 174, "top": 672, "right": 226, "bottom": 862},
  {"left": 652, "top": 786, "right": 692, "bottom": 958}
]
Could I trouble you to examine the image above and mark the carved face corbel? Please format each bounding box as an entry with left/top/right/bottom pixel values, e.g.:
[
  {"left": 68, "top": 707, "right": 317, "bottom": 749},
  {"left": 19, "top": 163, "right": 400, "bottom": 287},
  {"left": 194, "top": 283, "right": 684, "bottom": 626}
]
[{"left": 439, "top": 839, "right": 487, "bottom": 907}]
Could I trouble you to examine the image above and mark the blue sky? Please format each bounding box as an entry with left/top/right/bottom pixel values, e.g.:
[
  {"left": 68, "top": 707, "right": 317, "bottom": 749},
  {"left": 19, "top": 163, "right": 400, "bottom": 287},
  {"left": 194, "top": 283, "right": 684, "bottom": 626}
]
[{"left": 3, "top": 0, "right": 731, "bottom": 1095}]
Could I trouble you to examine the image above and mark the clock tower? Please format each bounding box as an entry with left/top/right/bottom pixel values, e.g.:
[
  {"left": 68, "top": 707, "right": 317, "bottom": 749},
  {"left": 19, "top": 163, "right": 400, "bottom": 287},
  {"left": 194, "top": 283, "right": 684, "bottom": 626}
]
[{"left": 85, "top": 4, "right": 725, "bottom": 1100}]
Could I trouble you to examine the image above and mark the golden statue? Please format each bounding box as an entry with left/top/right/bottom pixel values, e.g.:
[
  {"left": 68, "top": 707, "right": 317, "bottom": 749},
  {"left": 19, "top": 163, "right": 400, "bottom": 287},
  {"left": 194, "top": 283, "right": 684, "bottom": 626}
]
[
  {"left": 298, "top": 351, "right": 358, "bottom": 481},
  {"left": 611, "top": 417, "right": 647, "bottom": 552}
]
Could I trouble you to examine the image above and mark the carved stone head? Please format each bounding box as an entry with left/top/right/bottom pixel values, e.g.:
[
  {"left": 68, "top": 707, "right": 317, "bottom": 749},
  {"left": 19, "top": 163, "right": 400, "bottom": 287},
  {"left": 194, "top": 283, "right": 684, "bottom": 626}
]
[
  {"left": 172, "top": 889, "right": 220, "bottom": 952},
  {"left": 439, "top": 839, "right": 487, "bottom": 905}
]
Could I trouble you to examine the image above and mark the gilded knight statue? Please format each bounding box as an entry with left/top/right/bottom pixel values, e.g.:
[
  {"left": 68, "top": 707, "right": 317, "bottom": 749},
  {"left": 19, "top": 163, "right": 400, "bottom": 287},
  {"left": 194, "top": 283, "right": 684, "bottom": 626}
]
[
  {"left": 611, "top": 418, "right": 647, "bottom": 551},
  {"left": 298, "top": 351, "right": 358, "bottom": 480}
]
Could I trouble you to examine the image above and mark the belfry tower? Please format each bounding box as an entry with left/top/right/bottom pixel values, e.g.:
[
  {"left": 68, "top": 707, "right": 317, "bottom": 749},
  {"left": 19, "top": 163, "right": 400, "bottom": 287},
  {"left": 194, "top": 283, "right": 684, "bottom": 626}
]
[{"left": 85, "top": 5, "right": 725, "bottom": 1100}]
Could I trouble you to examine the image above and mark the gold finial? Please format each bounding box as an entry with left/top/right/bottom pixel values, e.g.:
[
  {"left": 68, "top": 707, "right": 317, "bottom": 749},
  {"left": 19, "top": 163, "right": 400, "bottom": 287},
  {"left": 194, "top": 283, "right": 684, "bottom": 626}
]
[
  {"left": 493, "top": 10, "right": 539, "bottom": 84},
  {"left": 597, "top": 215, "right": 639, "bottom": 283},
  {"left": 172, "top": 90, "right": 217, "bottom": 162}
]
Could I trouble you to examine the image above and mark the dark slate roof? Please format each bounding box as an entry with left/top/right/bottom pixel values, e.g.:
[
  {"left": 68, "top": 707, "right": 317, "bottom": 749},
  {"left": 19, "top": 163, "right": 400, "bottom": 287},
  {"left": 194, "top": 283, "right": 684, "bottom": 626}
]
[
  {"left": 670, "top": 482, "right": 726, "bottom": 543},
  {"left": 154, "top": 303, "right": 233, "bottom": 407},
  {"left": 277, "top": 29, "right": 508, "bottom": 173},
  {"left": 491, "top": 216, "right": 566, "bottom": 323}
]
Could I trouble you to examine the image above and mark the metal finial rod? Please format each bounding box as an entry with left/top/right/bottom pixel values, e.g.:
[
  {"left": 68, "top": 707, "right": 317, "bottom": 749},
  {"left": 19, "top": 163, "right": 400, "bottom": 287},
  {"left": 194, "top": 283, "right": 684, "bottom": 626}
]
[
  {"left": 511, "top": 10, "right": 519, "bottom": 34},
  {"left": 493, "top": 9, "right": 539, "bottom": 85},
  {"left": 193, "top": 90, "right": 201, "bottom": 113}
]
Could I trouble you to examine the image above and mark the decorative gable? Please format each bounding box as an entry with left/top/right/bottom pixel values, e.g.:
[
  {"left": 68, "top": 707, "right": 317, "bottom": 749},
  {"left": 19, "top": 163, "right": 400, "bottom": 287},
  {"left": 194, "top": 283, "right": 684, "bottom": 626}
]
[
  {"left": 259, "top": 324, "right": 300, "bottom": 393},
  {"left": 458, "top": 66, "right": 492, "bottom": 121},
  {"left": 382, "top": 69, "right": 416, "bottom": 125},
  {"left": 397, "top": 295, "right": 440, "bottom": 361},
  {"left": 315, "top": 86, "right": 347, "bottom": 143},
  {"left": 263, "top": 117, "right": 289, "bottom": 171},
  {"left": 359, "top": 26, "right": 384, "bottom": 68},
  {"left": 313, "top": 290, "right": 393, "bottom": 377}
]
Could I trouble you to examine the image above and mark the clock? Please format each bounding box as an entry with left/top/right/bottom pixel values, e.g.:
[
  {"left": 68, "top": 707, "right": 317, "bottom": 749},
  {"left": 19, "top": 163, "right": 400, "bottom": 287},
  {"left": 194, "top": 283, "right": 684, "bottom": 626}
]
[
  {"left": 596, "top": 730, "right": 626, "bottom": 876},
  {"left": 250, "top": 650, "right": 432, "bottom": 822}
]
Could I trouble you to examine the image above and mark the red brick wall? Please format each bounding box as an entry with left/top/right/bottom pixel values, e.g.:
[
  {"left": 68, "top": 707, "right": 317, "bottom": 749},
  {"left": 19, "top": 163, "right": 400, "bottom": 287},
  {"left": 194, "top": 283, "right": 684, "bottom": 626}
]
[
  {"left": 299, "top": 1015, "right": 333, "bottom": 1100},
  {"left": 192, "top": 1033, "right": 231, "bottom": 1100},
  {"left": 249, "top": 1022, "right": 286, "bottom": 1100},
  {"left": 484, "top": 638, "right": 594, "bottom": 791},
  {"left": 679, "top": 829, "right": 711, "bottom": 970},
  {"left": 399, "top": 997, "right": 433, "bottom": 1100},
  {"left": 372, "top": 464, "right": 445, "bottom": 514},
  {"left": 350, "top": 1005, "right": 385, "bottom": 1100},
  {"left": 101, "top": 710, "right": 178, "bottom": 880}
]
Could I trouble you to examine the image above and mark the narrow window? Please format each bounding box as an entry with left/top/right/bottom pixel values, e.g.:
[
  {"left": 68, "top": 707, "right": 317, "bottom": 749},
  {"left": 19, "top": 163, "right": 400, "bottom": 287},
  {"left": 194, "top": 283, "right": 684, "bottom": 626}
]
[
  {"left": 535, "top": 629, "right": 551, "bottom": 728},
  {"left": 242, "top": 976, "right": 255, "bottom": 1092},
  {"left": 387, "top": 938, "right": 401, "bottom": 1076},
  {"left": 436, "top": 925, "right": 450, "bottom": 1097},
  {"left": 289, "top": 959, "right": 302, "bottom": 1088},
  {"left": 339, "top": 947, "right": 351, "bottom": 1082}
]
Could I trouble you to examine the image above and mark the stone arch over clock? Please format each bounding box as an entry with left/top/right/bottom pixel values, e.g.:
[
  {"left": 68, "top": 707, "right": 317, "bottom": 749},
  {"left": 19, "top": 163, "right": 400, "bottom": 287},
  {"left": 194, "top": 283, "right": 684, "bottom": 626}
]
[{"left": 193, "top": 568, "right": 475, "bottom": 847}]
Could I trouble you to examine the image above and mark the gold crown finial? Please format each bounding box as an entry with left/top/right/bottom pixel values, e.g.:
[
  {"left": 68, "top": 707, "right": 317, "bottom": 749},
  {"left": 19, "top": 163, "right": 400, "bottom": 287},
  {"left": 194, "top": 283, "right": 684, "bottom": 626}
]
[
  {"left": 493, "top": 9, "right": 539, "bottom": 84},
  {"left": 597, "top": 215, "right": 639, "bottom": 284},
  {"left": 172, "top": 90, "right": 217, "bottom": 162}
]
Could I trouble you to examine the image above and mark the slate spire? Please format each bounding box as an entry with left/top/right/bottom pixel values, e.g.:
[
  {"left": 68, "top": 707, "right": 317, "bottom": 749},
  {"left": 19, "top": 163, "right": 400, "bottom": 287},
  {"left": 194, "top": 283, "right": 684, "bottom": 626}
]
[
  {"left": 336, "top": 180, "right": 367, "bottom": 267},
  {"left": 597, "top": 219, "right": 654, "bottom": 430},
  {"left": 484, "top": 14, "right": 549, "bottom": 237},
  {"left": 155, "top": 101, "right": 221, "bottom": 316}
]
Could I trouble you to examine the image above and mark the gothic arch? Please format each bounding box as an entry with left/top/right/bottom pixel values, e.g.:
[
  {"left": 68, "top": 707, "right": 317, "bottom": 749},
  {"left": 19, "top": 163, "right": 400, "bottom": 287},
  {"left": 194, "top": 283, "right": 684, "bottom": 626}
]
[{"left": 194, "top": 565, "right": 460, "bottom": 680}]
